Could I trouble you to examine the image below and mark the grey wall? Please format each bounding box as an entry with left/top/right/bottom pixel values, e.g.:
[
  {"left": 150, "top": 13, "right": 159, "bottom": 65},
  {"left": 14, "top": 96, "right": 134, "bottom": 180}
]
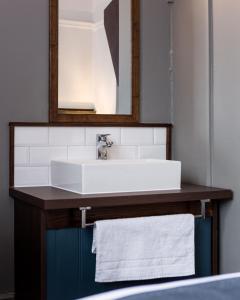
[
  {"left": 0, "top": 0, "right": 49, "bottom": 294},
  {"left": 0, "top": 0, "right": 171, "bottom": 294},
  {"left": 212, "top": 0, "right": 240, "bottom": 273},
  {"left": 140, "top": 0, "right": 171, "bottom": 123},
  {"left": 173, "top": 0, "right": 240, "bottom": 274},
  {"left": 172, "top": 0, "right": 211, "bottom": 185}
]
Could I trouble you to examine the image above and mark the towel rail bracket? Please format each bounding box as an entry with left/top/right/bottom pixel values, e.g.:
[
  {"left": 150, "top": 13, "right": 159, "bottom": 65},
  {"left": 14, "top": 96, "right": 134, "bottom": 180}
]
[
  {"left": 195, "top": 199, "right": 211, "bottom": 219},
  {"left": 79, "top": 199, "right": 211, "bottom": 228},
  {"left": 79, "top": 207, "right": 93, "bottom": 229}
]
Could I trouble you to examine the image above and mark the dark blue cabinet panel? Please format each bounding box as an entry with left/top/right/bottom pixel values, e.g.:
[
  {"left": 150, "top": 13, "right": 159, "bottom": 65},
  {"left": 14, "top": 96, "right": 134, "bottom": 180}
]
[
  {"left": 195, "top": 218, "right": 212, "bottom": 276},
  {"left": 47, "top": 218, "right": 212, "bottom": 300}
]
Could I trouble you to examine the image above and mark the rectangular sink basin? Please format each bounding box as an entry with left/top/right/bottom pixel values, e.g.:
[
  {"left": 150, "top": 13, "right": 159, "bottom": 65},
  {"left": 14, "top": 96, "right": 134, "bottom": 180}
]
[{"left": 51, "top": 159, "right": 181, "bottom": 194}]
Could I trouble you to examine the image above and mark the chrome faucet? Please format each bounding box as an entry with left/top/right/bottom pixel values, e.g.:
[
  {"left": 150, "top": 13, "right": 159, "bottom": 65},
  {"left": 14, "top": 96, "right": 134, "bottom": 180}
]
[{"left": 96, "top": 134, "right": 113, "bottom": 160}]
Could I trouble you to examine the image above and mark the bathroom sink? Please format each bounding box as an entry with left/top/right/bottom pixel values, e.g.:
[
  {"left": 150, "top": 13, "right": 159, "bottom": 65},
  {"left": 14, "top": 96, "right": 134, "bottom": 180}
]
[{"left": 50, "top": 159, "right": 181, "bottom": 194}]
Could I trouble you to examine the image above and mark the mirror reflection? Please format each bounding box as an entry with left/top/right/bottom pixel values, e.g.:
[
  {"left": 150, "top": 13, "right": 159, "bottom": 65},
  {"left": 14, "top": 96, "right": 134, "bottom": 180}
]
[{"left": 58, "top": 0, "right": 132, "bottom": 115}]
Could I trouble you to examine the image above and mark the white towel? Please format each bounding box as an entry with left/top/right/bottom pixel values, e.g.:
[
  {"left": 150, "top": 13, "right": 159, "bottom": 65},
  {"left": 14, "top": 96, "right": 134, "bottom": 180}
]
[
  {"left": 58, "top": 101, "right": 96, "bottom": 110},
  {"left": 92, "top": 214, "right": 195, "bottom": 282}
]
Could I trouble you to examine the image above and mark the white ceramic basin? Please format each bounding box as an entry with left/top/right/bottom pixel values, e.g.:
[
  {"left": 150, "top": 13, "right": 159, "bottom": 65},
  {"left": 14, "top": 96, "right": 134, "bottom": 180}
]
[{"left": 50, "top": 159, "right": 181, "bottom": 194}]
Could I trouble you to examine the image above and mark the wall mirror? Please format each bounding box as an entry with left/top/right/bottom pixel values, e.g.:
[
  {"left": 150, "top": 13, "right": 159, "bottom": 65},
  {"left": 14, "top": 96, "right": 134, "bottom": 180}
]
[{"left": 50, "top": 0, "right": 139, "bottom": 123}]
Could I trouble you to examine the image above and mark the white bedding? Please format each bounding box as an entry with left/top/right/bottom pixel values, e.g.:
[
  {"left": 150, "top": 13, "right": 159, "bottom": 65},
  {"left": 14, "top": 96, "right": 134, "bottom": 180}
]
[{"left": 78, "top": 273, "right": 240, "bottom": 300}]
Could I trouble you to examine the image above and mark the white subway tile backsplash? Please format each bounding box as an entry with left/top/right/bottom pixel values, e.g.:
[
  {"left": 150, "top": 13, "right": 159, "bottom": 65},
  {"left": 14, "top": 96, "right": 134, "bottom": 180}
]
[
  {"left": 49, "top": 127, "right": 85, "bottom": 145},
  {"left": 68, "top": 146, "right": 96, "bottom": 160},
  {"left": 30, "top": 147, "right": 67, "bottom": 166},
  {"left": 15, "top": 127, "right": 49, "bottom": 146},
  {"left": 139, "top": 145, "right": 166, "bottom": 160},
  {"left": 85, "top": 127, "right": 121, "bottom": 145},
  {"left": 15, "top": 147, "right": 29, "bottom": 166},
  {"left": 50, "top": 147, "right": 68, "bottom": 161},
  {"left": 14, "top": 126, "right": 169, "bottom": 187},
  {"left": 108, "top": 146, "right": 138, "bottom": 160},
  {"left": 121, "top": 128, "right": 154, "bottom": 145},
  {"left": 154, "top": 128, "right": 167, "bottom": 145},
  {"left": 29, "top": 147, "right": 49, "bottom": 165},
  {"left": 15, "top": 167, "right": 49, "bottom": 186}
]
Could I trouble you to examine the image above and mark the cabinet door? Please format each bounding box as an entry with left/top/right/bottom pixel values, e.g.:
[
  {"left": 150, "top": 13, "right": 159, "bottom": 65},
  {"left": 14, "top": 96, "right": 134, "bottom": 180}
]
[{"left": 47, "top": 218, "right": 212, "bottom": 300}]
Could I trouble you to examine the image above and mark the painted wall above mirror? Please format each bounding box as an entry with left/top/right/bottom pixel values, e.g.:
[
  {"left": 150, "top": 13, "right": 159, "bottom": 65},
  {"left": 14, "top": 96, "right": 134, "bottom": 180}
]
[{"left": 50, "top": 0, "right": 140, "bottom": 123}]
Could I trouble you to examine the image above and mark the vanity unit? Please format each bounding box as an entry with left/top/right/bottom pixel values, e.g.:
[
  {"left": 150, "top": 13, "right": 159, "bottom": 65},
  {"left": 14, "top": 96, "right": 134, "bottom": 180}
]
[
  {"left": 9, "top": 124, "right": 233, "bottom": 300},
  {"left": 9, "top": 1, "right": 233, "bottom": 299},
  {"left": 10, "top": 184, "right": 232, "bottom": 300}
]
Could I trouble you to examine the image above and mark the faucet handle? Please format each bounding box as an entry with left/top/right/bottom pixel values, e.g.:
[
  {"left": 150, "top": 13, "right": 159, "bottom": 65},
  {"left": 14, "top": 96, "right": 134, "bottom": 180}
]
[
  {"left": 96, "top": 134, "right": 114, "bottom": 147},
  {"left": 96, "top": 133, "right": 111, "bottom": 142},
  {"left": 105, "top": 135, "right": 113, "bottom": 147}
]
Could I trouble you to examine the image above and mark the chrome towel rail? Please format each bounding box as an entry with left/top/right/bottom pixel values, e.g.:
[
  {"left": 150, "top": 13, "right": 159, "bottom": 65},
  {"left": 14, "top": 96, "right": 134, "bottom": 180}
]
[{"left": 79, "top": 199, "right": 211, "bottom": 229}]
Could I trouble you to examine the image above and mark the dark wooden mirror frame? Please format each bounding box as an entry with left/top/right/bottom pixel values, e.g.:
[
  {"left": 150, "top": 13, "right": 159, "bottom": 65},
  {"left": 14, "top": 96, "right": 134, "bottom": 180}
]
[{"left": 49, "top": 0, "right": 140, "bottom": 124}]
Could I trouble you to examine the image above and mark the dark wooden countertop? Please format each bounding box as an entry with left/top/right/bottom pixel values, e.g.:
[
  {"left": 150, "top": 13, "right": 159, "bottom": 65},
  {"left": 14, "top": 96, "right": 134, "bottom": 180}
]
[{"left": 9, "top": 184, "right": 233, "bottom": 210}]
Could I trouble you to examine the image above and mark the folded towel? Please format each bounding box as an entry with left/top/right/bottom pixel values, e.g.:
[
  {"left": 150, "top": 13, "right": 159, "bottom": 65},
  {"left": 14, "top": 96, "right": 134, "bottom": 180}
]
[
  {"left": 58, "top": 101, "right": 96, "bottom": 110},
  {"left": 92, "top": 214, "right": 195, "bottom": 282}
]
